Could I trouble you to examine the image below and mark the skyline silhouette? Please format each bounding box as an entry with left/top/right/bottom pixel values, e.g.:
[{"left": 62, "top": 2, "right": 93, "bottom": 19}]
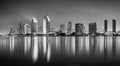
[{"left": 6, "top": 16, "right": 120, "bottom": 36}]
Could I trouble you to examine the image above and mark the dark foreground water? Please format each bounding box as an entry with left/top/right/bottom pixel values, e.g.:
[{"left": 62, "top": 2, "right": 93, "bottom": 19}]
[{"left": 0, "top": 36, "right": 120, "bottom": 66}]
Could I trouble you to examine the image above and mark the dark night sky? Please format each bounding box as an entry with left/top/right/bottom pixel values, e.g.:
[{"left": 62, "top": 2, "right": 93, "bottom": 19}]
[{"left": 0, "top": 0, "right": 120, "bottom": 33}]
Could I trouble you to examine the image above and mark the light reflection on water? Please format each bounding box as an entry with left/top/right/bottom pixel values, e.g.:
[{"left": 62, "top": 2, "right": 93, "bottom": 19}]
[
  {"left": 43, "top": 36, "right": 47, "bottom": 56},
  {"left": 32, "top": 36, "right": 38, "bottom": 62},
  {"left": 0, "top": 36, "right": 120, "bottom": 63},
  {"left": 10, "top": 36, "right": 14, "bottom": 53},
  {"left": 24, "top": 37, "right": 31, "bottom": 54}
]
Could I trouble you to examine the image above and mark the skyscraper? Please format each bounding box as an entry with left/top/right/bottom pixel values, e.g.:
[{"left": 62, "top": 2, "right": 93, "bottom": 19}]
[
  {"left": 43, "top": 15, "right": 51, "bottom": 34},
  {"left": 17, "top": 23, "right": 24, "bottom": 35},
  {"left": 46, "top": 21, "right": 50, "bottom": 32},
  {"left": 60, "top": 24, "right": 65, "bottom": 33},
  {"left": 67, "top": 21, "right": 72, "bottom": 35},
  {"left": 89, "top": 22, "right": 97, "bottom": 34},
  {"left": 75, "top": 23, "right": 85, "bottom": 35},
  {"left": 104, "top": 19, "right": 108, "bottom": 32},
  {"left": 31, "top": 17, "right": 38, "bottom": 35},
  {"left": 24, "top": 24, "right": 31, "bottom": 34},
  {"left": 112, "top": 19, "right": 116, "bottom": 32}
]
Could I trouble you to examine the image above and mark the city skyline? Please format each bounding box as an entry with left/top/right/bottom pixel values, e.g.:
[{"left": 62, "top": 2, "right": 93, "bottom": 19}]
[
  {"left": 3, "top": 16, "right": 120, "bottom": 34},
  {"left": 1, "top": 0, "right": 120, "bottom": 33},
  {"left": 7, "top": 16, "right": 120, "bottom": 36},
  {"left": 8, "top": 16, "right": 120, "bottom": 34}
]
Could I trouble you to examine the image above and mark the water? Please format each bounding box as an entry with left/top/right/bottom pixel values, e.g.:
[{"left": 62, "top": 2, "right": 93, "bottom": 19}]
[{"left": 0, "top": 36, "right": 120, "bottom": 65}]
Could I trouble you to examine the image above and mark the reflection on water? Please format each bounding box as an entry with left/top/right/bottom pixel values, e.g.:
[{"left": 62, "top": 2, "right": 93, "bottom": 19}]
[
  {"left": 43, "top": 36, "right": 47, "bottom": 56},
  {"left": 10, "top": 36, "right": 15, "bottom": 53},
  {"left": 24, "top": 37, "right": 31, "bottom": 54},
  {"left": 47, "top": 38, "right": 51, "bottom": 62},
  {"left": 32, "top": 36, "right": 38, "bottom": 62},
  {"left": 0, "top": 36, "right": 120, "bottom": 63}
]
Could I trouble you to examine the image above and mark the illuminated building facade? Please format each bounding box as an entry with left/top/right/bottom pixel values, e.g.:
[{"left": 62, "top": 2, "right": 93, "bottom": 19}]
[
  {"left": 43, "top": 16, "right": 51, "bottom": 34},
  {"left": 24, "top": 24, "right": 31, "bottom": 34},
  {"left": 31, "top": 17, "right": 38, "bottom": 35}
]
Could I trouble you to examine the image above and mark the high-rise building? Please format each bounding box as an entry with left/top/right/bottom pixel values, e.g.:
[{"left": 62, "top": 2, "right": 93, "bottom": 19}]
[
  {"left": 67, "top": 21, "right": 72, "bottom": 35},
  {"left": 60, "top": 24, "right": 65, "bottom": 33},
  {"left": 43, "top": 15, "right": 51, "bottom": 34},
  {"left": 17, "top": 23, "right": 24, "bottom": 34},
  {"left": 89, "top": 22, "right": 97, "bottom": 34},
  {"left": 104, "top": 19, "right": 108, "bottom": 32},
  {"left": 75, "top": 23, "right": 85, "bottom": 35},
  {"left": 31, "top": 17, "right": 38, "bottom": 34},
  {"left": 24, "top": 24, "right": 31, "bottom": 34},
  {"left": 112, "top": 19, "right": 116, "bottom": 32},
  {"left": 46, "top": 21, "right": 50, "bottom": 32}
]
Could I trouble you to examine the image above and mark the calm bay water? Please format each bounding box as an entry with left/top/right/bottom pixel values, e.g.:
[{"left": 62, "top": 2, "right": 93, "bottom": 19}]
[{"left": 0, "top": 36, "right": 120, "bottom": 65}]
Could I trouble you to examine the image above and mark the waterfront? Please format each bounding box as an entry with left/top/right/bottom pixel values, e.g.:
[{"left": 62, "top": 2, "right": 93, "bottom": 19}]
[{"left": 0, "top": 36, "right": 120, "bottom": 65}]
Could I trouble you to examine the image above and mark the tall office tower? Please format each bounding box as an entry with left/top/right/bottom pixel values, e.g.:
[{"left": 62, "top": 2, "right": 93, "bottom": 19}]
[
  {"left": 89, "top": 22, "right": 97, "bottom": 34},
  {"left": 31, "top": 17, "right": 38, "bottom": 34},
  {"left": 112, "top": 19, "right": 116, "bottom": 32},
  {"left": 75, "top": 23, "right": 85, "bottom": 35},
  {"left": 17, "top": 23, "right": 24, "bottom": 34},
  {"left": 67, "top": 21, "right": 72, "bottom": 35},
  {"left": 47, "top": 21, "right": 50, "bottom": 32},
  {"left": 43, "top": 15, "right": 51, "bottom": 34},
  {"left": 24, "top": 24, "right": 31, "bottom": 34},
  {"left": 60, "top": 24, "right": 65, "bottom": 33},
  {"left": 104, "top": 19, "right": 108, "bottom": 32}
]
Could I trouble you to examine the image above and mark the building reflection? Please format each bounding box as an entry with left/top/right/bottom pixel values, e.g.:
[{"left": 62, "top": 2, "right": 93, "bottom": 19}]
[
  {"left": 0, "top": 36, "right": 120, "bottom": 63},
  {"left": 107, "top": 37, "right": 112, "bottom": 58},
  {"left": 104, "top": 36, "right": 107, "bottom": 58},
  {"left": 79, "top": 37, "right": 83, "bottom": 53},
  {"left": 55, "top": 37, "right": 60, "bottom": 52},
  {"left": 47, "top": 38, "right": 51, "bottom": 62},
  {"left": 85, "top": 36, "right": 89, "bottom": 53},
  {"left": 24, "top": 37, "right": 31, "bottom": 54},
  {"left": 89, "top": 37, "right": 96, "bottom": 55},
  {"left": 112, "top": 36, "right": 116, "bottom": 57},
  {"left": 75, "top": 36, "right": 79, "bottom": 56},
  {"left": 71, "top": 37, "right": 75, "bottom": 55},
  {"left": 116, "top": 37, "right": 120, "bottom": 59},
  {"left": 43, "top": 36, "right": 47, "bottom": 56},
  {"left": 9, "top": 36, "right": 15, "bottom": 53},
  {"left": 64, "top": 36, "right": 75, "bottom": 56},
  {"left": 99, "top": 36, "right": 104, "bottom": 55},
  {"left": 32, "top": 36, "right": 38, "bottom": 62},
  {"left": 60, "top": 36, "right": 65, "bottom": 54}
]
